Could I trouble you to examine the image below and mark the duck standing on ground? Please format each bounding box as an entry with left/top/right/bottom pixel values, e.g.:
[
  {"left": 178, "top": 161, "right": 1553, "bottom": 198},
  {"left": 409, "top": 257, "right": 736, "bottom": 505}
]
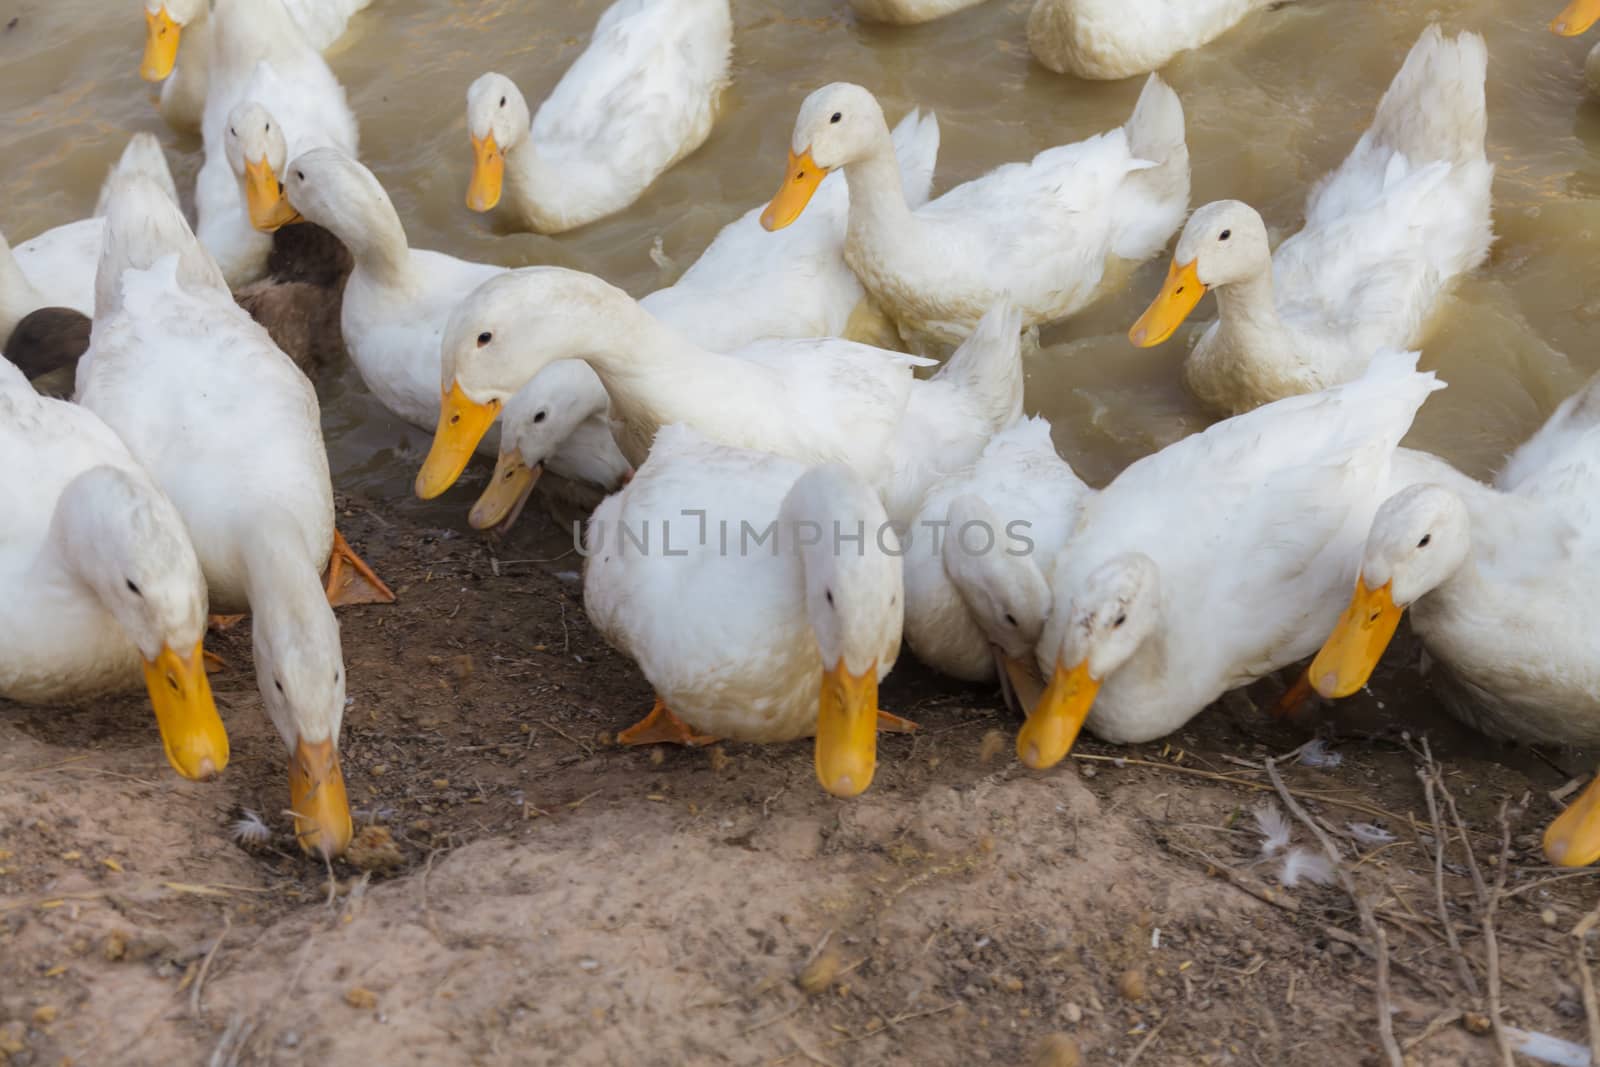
[
  {"left": 1129, "top": 26, "right": 1492, "bottom": 415},
  {"left": 1304, "top": 373, "right": 1600, "bottom": 867},
  {"left": 77, "top": 175, "right": 392, "bottom": 859},
  {"left": 902, "top": 417, "right": 1090, "bottom": 701},
  {"left": 584, "top": 427, "right": 909, "bottom": 797},
  {"left": 1017, "top": 351, "right": 1442, "bottom": 770},
  {"left": 0, "top": 359, "right": 225, "bottom": 782}
]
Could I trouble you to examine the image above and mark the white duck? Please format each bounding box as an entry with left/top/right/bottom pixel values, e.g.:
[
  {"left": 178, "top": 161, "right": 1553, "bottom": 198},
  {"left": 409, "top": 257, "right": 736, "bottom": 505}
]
[
  {"left": 762, "top": 76, "right": 1189, "bottom": 349},
  {"left": 1018, "top": 351, "right": 1442, "bottom": 770},
  {"left": 414, "top": 266, "right": 932, "bottom": 499},
  {"left": 1130, "top": 26, "right": 1492, "bottom": 416},
  {"left": 848, "top": 0, "right": 993, "bottom": 25},
  {"left": 466, "top": 110, "right": 943, "bottom": 532},
  {"left": 270, "top": 148, "right": 504, "bottom": 430},
  {"left": 901, "top": 417, "right": 1091, "bottom": 697},
  {"left": 1026, "top": 0, "right": 1278, "bottom": 80},
  {"left": 195, "top": 0, "right": 359, "bottom": 287},
  {"left": 414, "top": 270, "right": 1025, "bottom": 530},
  {"left": 1303, "top": 372, "right": 1600, "bottom": 866},
  {"left": 465, "top": 0, "right": 731, "bottom": 233},
  {"left": 0, "top": 359, "right": 225, "bottom": 781},
  {"left": 2, "top": 134, "right": 176, "bottom": 346},
  {"left": 76, "top": 175, "right": 391, "bottom": 859},
  {"left": 584, "top": 426, "right": 907, "bottom": 797},
  {"left": 139, "top": 0, "right": 371, "bottom": 133}
]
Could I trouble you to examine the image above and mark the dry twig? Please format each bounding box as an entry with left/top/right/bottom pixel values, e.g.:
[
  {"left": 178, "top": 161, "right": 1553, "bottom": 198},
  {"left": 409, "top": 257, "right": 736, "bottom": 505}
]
[
  {"left": 190, "top": 916, "right": 232, "bottom": 1019},
  {"left": 1572, "top": 901, "right": 1600, "bottom": 1066},
  {"left": 1416, "top": 739, "right": 1479, "bottom": 997},
  {"left": 1265, "top": 757, "right": 1402, "bottom": 1067},
  {"left": 1124, "top": 1016, "right": 1170, "bottom": 1067},
  {"left": 1481, "top": 802, "right": 1516, "bottom": 1067}
]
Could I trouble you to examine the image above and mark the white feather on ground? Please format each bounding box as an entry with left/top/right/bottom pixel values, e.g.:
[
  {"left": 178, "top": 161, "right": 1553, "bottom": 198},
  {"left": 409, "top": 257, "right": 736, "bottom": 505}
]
[
  {"left": 229, "top": 809, "right": 272, "bottom": 846},
  {"left": 1278, "top": 848, "right": 1337, "bottom": 888},
  {"left": 1345, "top": 822, "right": 1398, "bottom": 846},
  {"left": 1297, "top": 738, "right": 1344, "bottom": 768},
  {"left": 1253, "top": 802, "right": 1292, "bottom": 857}
]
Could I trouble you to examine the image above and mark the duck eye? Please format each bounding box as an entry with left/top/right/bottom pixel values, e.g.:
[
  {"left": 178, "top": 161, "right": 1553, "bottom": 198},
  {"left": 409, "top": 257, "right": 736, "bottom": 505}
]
[
  {"left": 294, "top": 169, "right": 304, "bottom": 181},
  {"left": 533, "top": 410, "right": 547, "bottom": 423},
  {"left": 499, "top": 96, "right": 507, "bottom": 108},
  {"left": 265, "top": 122, "right": 271, "bottom": 133},
  {"left": 1113, "top": 613, "right": 1127, "bottom": 628},
  {"left": 830, "top": 112, "right": 842, "bottom": 123},
  {"left": 126, "top": 579, "right": 142, "bottom": 596},
  {"left": 1004, "top": 613, "right": 1018, "bottom": 627},
  {"left": 477, "top": 331, "right": 493, "bottom": 347},
  {"left": 1417, "top": 534, "right": 1431, "bottom": 548},
  {"left": 229, "top": 126, "right": 236, "bottom": 136},
  {"left": 825, "top": 589, "right": 834, "bottom": 606},
  {"left": 274, "top": 679, "right": 284, "bottom": 694},
  {"left": 1219, "top": 229, "right": 1231, "bottom": 241}
]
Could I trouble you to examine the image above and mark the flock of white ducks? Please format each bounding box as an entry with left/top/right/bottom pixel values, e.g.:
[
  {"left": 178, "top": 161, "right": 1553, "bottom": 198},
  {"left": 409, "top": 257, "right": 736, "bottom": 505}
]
[{"left": 1, "top": 0, "right": 1598, "bottom": 873}]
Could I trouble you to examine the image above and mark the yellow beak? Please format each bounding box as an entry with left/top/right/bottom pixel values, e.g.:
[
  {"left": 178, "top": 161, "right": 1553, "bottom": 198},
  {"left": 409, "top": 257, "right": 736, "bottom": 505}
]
[
  {"left": 141, "top": 5, "right": 181, "bottom": 82},
  {"left": 994, "top": 647, "right": 1046, "bottom": 718},
  {"left": 814, "top": 659, "right": 879, "bottom": 798},
  {"left": 244, "top": 158, "right": 301, "bottom": 233},
  {"left": 468, "top": 450, "right": 542, "bottom": 531},
  {"left": 1308, "top": 577, "right": 1403, "bottom": 699},
  {"left": 761, "top": 149, "right": 828, "bottom": 232},
  {"left": 141, "top": 640, "right": 229, "bottom": 781},
  {"left": 1128, "top": 258, "right": 1206, "bottom": 347},
  {"left": 1552, "top": 0, "right": 1600, "bottom": 35},
  {"left": 415, "top": 382, "right": 502, "bottom": 500},
  {"left": 1545, "top": 774, "right": 1600, "bottom": 867},
  {"left": 467, "top": 133, "right": 505, "bottom": 212},
  {"left": 1016, "top": 659, "right": 1098, "bottom": 770},
  {"left": 289, "top": 736, "right": 353, "bottom": 859}
]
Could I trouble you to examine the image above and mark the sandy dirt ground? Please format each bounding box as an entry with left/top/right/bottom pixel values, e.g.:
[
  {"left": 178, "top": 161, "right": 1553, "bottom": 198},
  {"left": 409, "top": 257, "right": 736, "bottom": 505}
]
[{"left": 3, "top": 494, "right": 1599, "bottom": 1067}]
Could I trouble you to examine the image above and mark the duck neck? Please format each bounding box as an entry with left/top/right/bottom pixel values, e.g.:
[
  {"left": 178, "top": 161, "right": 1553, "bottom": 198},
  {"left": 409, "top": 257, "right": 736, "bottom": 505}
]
[
  {"left": 236, "top": 510, "right": 327, "bottom": 624},
  {"left": 1210, "top": 266, "right": 1286, "bottom": 352},
  {"left": 328, "top": 195, "right": 412, "bottom": 290},
  {"left": 841, "top": 126, "right": 917, "bottom": 254},
  {"left": 504, "top": 140, "right": 564, "bottom": 232},
  {"left": 501, "top": 285, "right": 774, "bottom": 467}
]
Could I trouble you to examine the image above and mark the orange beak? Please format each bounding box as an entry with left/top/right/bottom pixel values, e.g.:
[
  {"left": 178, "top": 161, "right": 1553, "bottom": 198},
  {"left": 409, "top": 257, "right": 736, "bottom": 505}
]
[
  {"left": 814, "top": 659, "right": 879, "bottom": 798},
  {"left": 141, "top": 5, "right": 181, "bottom": 82},
  {"left": 468, "top": 450, "right": 542, "bottom": 532},
  {"left": 415, "top": 382, "right": 502, "bottom": 499},
  {"left": 467, "top": 133, "right": 505, "bottom": 212},
  {"left": 140, "top": 640, "right": 229, "bottom": 781},
  {"left": 289, "top": 737, "right": 352, "bottom": 860},
  {"left": 1552, "top": 0, "right": 1600, "bottom": 35},
  {"left": 1128, "top": 259, "right": 1205, "bottom": 347},
  {"left": 1016, "top": 659, "right": 1098, "bottom": 770},
  {"left": 761, "top": 149, "right": 828, "bottom": 232},
  {"left": 1309, "top": 577, "right": 1404, "bottom": 699},
  {"left": 244, "top": 158, "right": 302, "bottom": 232},
  {"left": 1545, "top": 774, "right": 1600, "bottom": 867}
]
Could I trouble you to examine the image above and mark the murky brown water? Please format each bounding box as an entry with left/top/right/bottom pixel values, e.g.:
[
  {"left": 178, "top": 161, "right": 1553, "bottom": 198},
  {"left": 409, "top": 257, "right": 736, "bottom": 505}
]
[{"left": 3, "top": 0, "right": 1599, "bottom": 514}]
